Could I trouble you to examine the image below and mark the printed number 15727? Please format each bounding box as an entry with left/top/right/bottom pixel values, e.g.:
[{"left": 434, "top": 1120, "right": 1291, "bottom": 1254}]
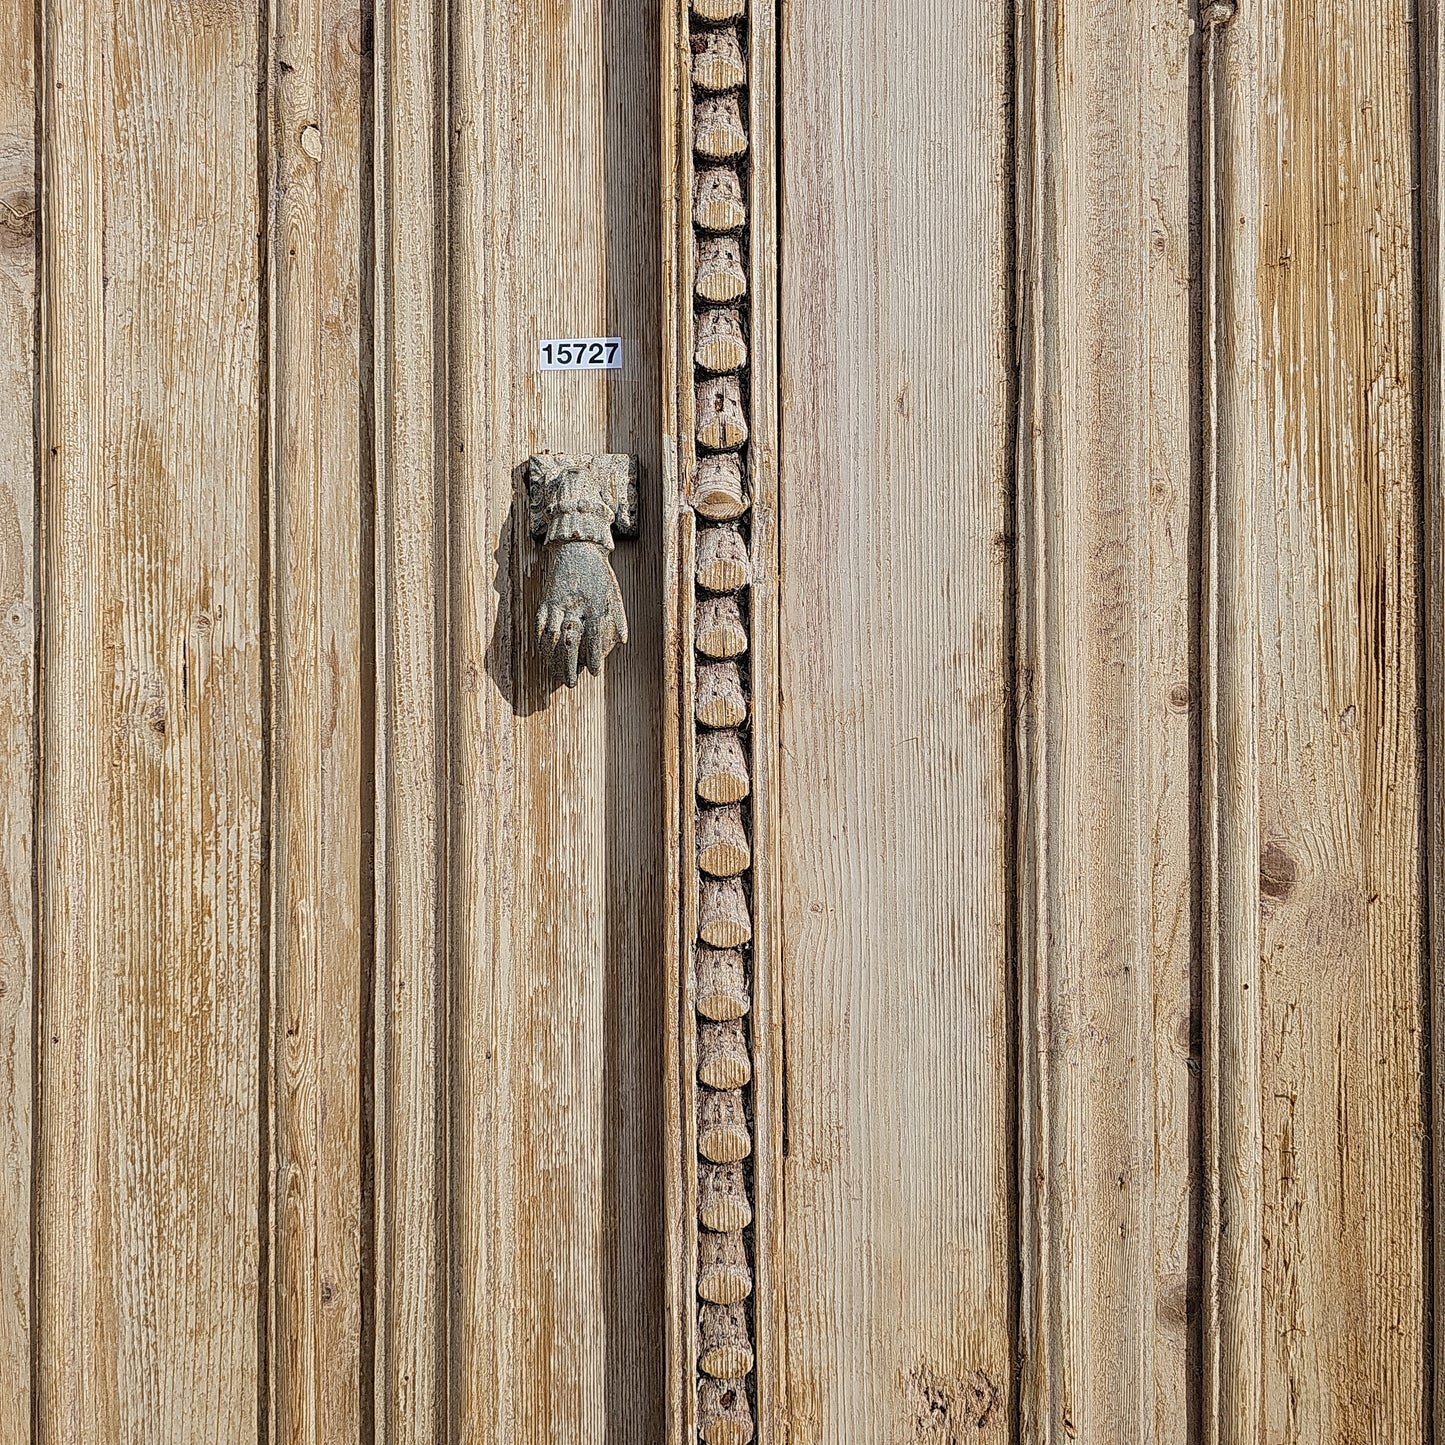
[{"left": 539, "top": 337, "right": 622, "bottom": 371}]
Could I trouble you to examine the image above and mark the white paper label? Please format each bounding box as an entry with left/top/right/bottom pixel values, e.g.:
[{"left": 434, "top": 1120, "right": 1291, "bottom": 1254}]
[{"left": 538, "top": 337, "right": 623, "bottom": 371}]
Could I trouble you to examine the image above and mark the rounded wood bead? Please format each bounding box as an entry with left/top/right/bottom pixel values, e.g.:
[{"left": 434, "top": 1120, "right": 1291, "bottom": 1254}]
[
  {"left": 694, "top": 94, "right": 748, "bottom": 159},
  {"left": 699, "top": 1160, "right": 753, "bottom": 1231},
  {"left": 699, "top": 1020, "right": 752, "bottom": 1090},
  {"left": 696, "top": 525, "right": 750, "bottom": 592},
  {"left": 699, "top": 1378, "right": 755, "bottom": 1445},
  {"left": 697, "top": 729, "right": 749, "bottom": 803},
  {"left": 694, "top": 166, "right": 746, "bottom": 231},
  {"left": 697, "top": 800, "right": 750, "bottom": 873},
  {"left": 698, "top": 877, "right": 751, "bottom": 948},
  {"left": 692, "top": 0, "right": 745, "bottom": 19},
  {"left": 697, "top": 376, "right": 748, "bottom": 450},
  {"left": 697, "top": 664, "right": 748, "bottom": 730},
  {"left": 692, "top": 26, "right": 746, "bottom": 91},
  {"left": 695, "top": 947, "right": 750, "bottom": 1021},
  {"left": 696, "top": 308, "right": 748, "bottom": 374},
  {"left": 698, "top": 1303, "right": 754, "bottom": 1379},
  {"left": 696, "top": 235, "right": 748, "bottom": 304},
  {"left": 698, "top": 1228, "right": 752, "bottom": 1303},
  {"left": 696, "top": 596, "right": 748, "bottom": 659},
  {"left": 698, "top": 1087, "right": 751, "bottom": 1163},
  {"left": 694, "top": 452, "right": 749, "bottom": 520}
]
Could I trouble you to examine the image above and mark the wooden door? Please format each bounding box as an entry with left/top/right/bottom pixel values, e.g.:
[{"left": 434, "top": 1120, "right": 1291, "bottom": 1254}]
[{"left": 1, "top": 0, "right": 1442, "bottom": 1441}]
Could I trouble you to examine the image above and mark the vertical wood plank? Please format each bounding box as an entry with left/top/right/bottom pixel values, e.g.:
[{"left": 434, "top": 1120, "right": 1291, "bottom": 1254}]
[
  {"left": 777, "top": 0, "right": 1014, "bottom": 1437},
  {"left": 373, "top": 0, "right": 446, "bottom": 1435},
  {"left": 450, "top": 0, "right": 666, "bottom": 1437},
  {"left": 1248, "top": 0, "right": 1427, "bottom": 1436},
  {"left": 1014, "top": 0, "right": 1196, "bottom": 1436},
  {"left": 1421, "top": 0, "right": 1445, "bottom": 1434},
  {"left": 268, "top": 1, "right": 367, "bottom": 1440},
  {"left": 1202, "top": 6, "right": 1263, "bottom": 1439},
  {"left": 0, "top": 0, "right": 34, "bottom": 1433},
  {"left": 38, "top": 0, "right": 266, "bottom": 1437}
]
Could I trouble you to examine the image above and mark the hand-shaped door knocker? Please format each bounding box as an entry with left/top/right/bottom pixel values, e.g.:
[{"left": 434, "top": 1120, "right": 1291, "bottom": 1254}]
[{"left": 526, "top": 451, "right": 639, "bottom": 687}]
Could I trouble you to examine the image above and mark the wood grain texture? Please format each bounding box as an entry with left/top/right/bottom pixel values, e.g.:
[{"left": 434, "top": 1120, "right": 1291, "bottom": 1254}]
[
  {"left": 1421, "top": 0, "right": 1445, "bottom": 1436},
  {"left": 1014, "top": 0, "right": 1196, "bottom": 1438},
  {"left": 450, "top": 0, "right": 665, "bottom": 1438},
  {"left": 777, "top": 0, "right": 1013, "bottom": 1437},
  {"left": 38, "top": 0, "right": 266, "bottom": 1437},
  {"left": 267, "top": 1, "right": 367, "bottom": 1439},
  {"left": 1249, "top": 0, "right": 1426, "bottom": 1436},
  {"left": 373, "top": 0, "right": 446, "bottom": 1434},
  {"left": 0, "top": 0, "right": 34, "bottom": 1433},
  {"left": 1202, "top": 8, "right": 1264, "bottom": 1440}
]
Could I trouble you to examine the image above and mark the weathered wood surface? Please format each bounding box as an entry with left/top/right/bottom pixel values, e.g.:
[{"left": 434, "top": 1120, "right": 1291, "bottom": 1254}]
[
  {"left": 268, "top": 1, "right": 366, "bottom": 1439},
  {"left": 0, "top": 0, "right": 33, "bottom": 1436},
  {"left": 777, "top": 0, "right": 1014, "bottom": 1436},
  {"left": 1015, "top": 0, "right": 1195, "bottom": 1438},
  {"left": 37, "top": 1, "right": 265, "bottom": 1438},
  {"left": 450, "top": 0, "right": 665, "bottom": 1438},
  {"left": 1247, "top": 0, "right": 1427, "bottom": 1436}
]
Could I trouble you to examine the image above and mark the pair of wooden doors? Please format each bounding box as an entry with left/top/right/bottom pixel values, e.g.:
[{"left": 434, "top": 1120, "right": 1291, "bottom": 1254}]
[{"left": 1, "top": 0, "right": 1442, "bottom": 1439}]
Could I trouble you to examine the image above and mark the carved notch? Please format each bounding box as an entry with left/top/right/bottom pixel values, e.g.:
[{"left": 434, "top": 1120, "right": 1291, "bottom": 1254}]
[{"left": 526, "top": 451, "right": 639, "bottom": 686}]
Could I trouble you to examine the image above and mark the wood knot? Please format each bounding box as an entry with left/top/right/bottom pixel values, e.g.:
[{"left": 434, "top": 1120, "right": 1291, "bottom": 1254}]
[
  {"left": 1259, "top": 840, "right": 1298, "bottom": 902},
  {"left": 1168, "top": 681, "right": 1191, "bottom": 713},
  {"left": 902, "top": 1364, "right": 1001, "bottom": 1438}
]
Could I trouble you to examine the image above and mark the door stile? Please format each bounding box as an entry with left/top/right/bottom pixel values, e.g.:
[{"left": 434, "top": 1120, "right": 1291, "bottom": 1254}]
[{"left": 663, "top": 0, "right": 782, "bottom": 1438}]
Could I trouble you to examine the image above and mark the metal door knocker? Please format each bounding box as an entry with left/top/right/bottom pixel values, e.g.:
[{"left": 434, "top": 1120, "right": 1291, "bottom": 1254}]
[{"left": 527, "top": 451, "right": 639, "bottom": 686}]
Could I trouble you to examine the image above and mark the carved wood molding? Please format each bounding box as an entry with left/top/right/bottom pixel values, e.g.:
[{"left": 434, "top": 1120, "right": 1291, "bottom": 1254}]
[{"left": 664, "top": 0, "right": 780, "bottom": 1439}]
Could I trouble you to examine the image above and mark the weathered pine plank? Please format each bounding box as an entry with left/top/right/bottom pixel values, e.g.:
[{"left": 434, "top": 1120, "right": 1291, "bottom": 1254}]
[
  {"left": 1202, "top": 7, "right": 1264, "bottom": 1440},
  {"left": 268, "top": 2, "right": 366, "bottom": 1440},
  {"left": 449, "top": 0, "right": 666, "bottom": 1437},
  {"left": 1249, "top": 0, "right": 1427, "bottom": 1436},
  {"left": 373, "top": 0, "right": 447, "bottom": 1434},
  {"left": 1014, "top": 0, "right": 1195, "bottom": 1436},
  {"left": 0, "top": 0, "right": 33, "bottom": 1434},
  {"left": 38, "top": 0, "right": 266, "bottom": 1438},
  {"left": 1420, "top": 0, "right": 1445, "bottom": 1436},
  {"left": 777, "top": 0, "right": 1014, "bottom": 1437}
]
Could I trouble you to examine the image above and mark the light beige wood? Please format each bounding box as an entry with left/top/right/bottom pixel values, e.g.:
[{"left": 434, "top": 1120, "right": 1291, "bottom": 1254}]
[
  {"left": 694, "top": 167, "right": 746, "bottom": 232},
  {"left": 698, "top": 1378, "right": 754, "bottom": 1445},
  {"left": 694, "top": 452, "right": 749, "bottom": 520},
  {"left": 694, "top": 96, "right": 748, "bottom": 160},
  {"left": 1014, "top": 0, "right": 1195, "bottom": 1436},
  {"left": 694, "top": 947, "right": 750, "bottom": 1021},
  {"left": 697, "top": 800, "right": 750, "bottom": 872},
  {"left": 696, "top": 730, "right": 749, "bottom": 803},
  {"left": 696, "top": 377, "right": 748, "bottom": 450},
  {"left": 268, "top": 2, "right": 366, "bottom": 1440},
  {"left": 777, "top": 0, "right": 1014, "bottom": 1434},
  {"left": 693, "top": 0, "right": 744, "bottom": 19},
  {"left": 697, "top": 1228, "right": 751, "bottom": 1302},
  {"left": 374, "top": 0, "right": 447, "bottom": 1434},
  {"left": 38, "top": 1, "right": 264, "bottom": 1435},
  {"left": 695, "top": 665, "right": 748, "bottom": 731},
  {"left": 695, "top": 237, "right": 748, "bottom": 304},
  {"left": 0, "top": 0, "right": 32, "bottom": 1432},
  {"left": 698, "top": 1303, "right": 754, "bottom": 1379},
  {"left": 697, "top": 1021, "right": 751, "bottom": 1090},
  {"left": 698, "top": 877, "right": 751, "bottom": 949},
  {"left": 696, "top": 308, "right": 748, "bottom": 374},
  {"left": 697, "top": 1089, "right": 750, "bottom": 1163},
  {"left": 1422, "top": 4, "right": 1445, "bottom": 1439},
  {"left": 450, "top": 0, "right": 666, "bottom": 1438},
  {"left": 1247, "top": 0, "right": 1425, "bottom": 1436},
  {"left": 698, "top": 1161, "right": 752, "bottom": 1231},
  {"left": 696, "top": 597, "right": 748, "bottom": 659},
  {"left": 691, "top": 27, "right": 746, "bottom": 91},
  {"left": 696, "top": 525, "right": 750, "bottom": 593},
  {"left": 1202, "top": 9, "right": 1263, "bottom": 1441}
]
